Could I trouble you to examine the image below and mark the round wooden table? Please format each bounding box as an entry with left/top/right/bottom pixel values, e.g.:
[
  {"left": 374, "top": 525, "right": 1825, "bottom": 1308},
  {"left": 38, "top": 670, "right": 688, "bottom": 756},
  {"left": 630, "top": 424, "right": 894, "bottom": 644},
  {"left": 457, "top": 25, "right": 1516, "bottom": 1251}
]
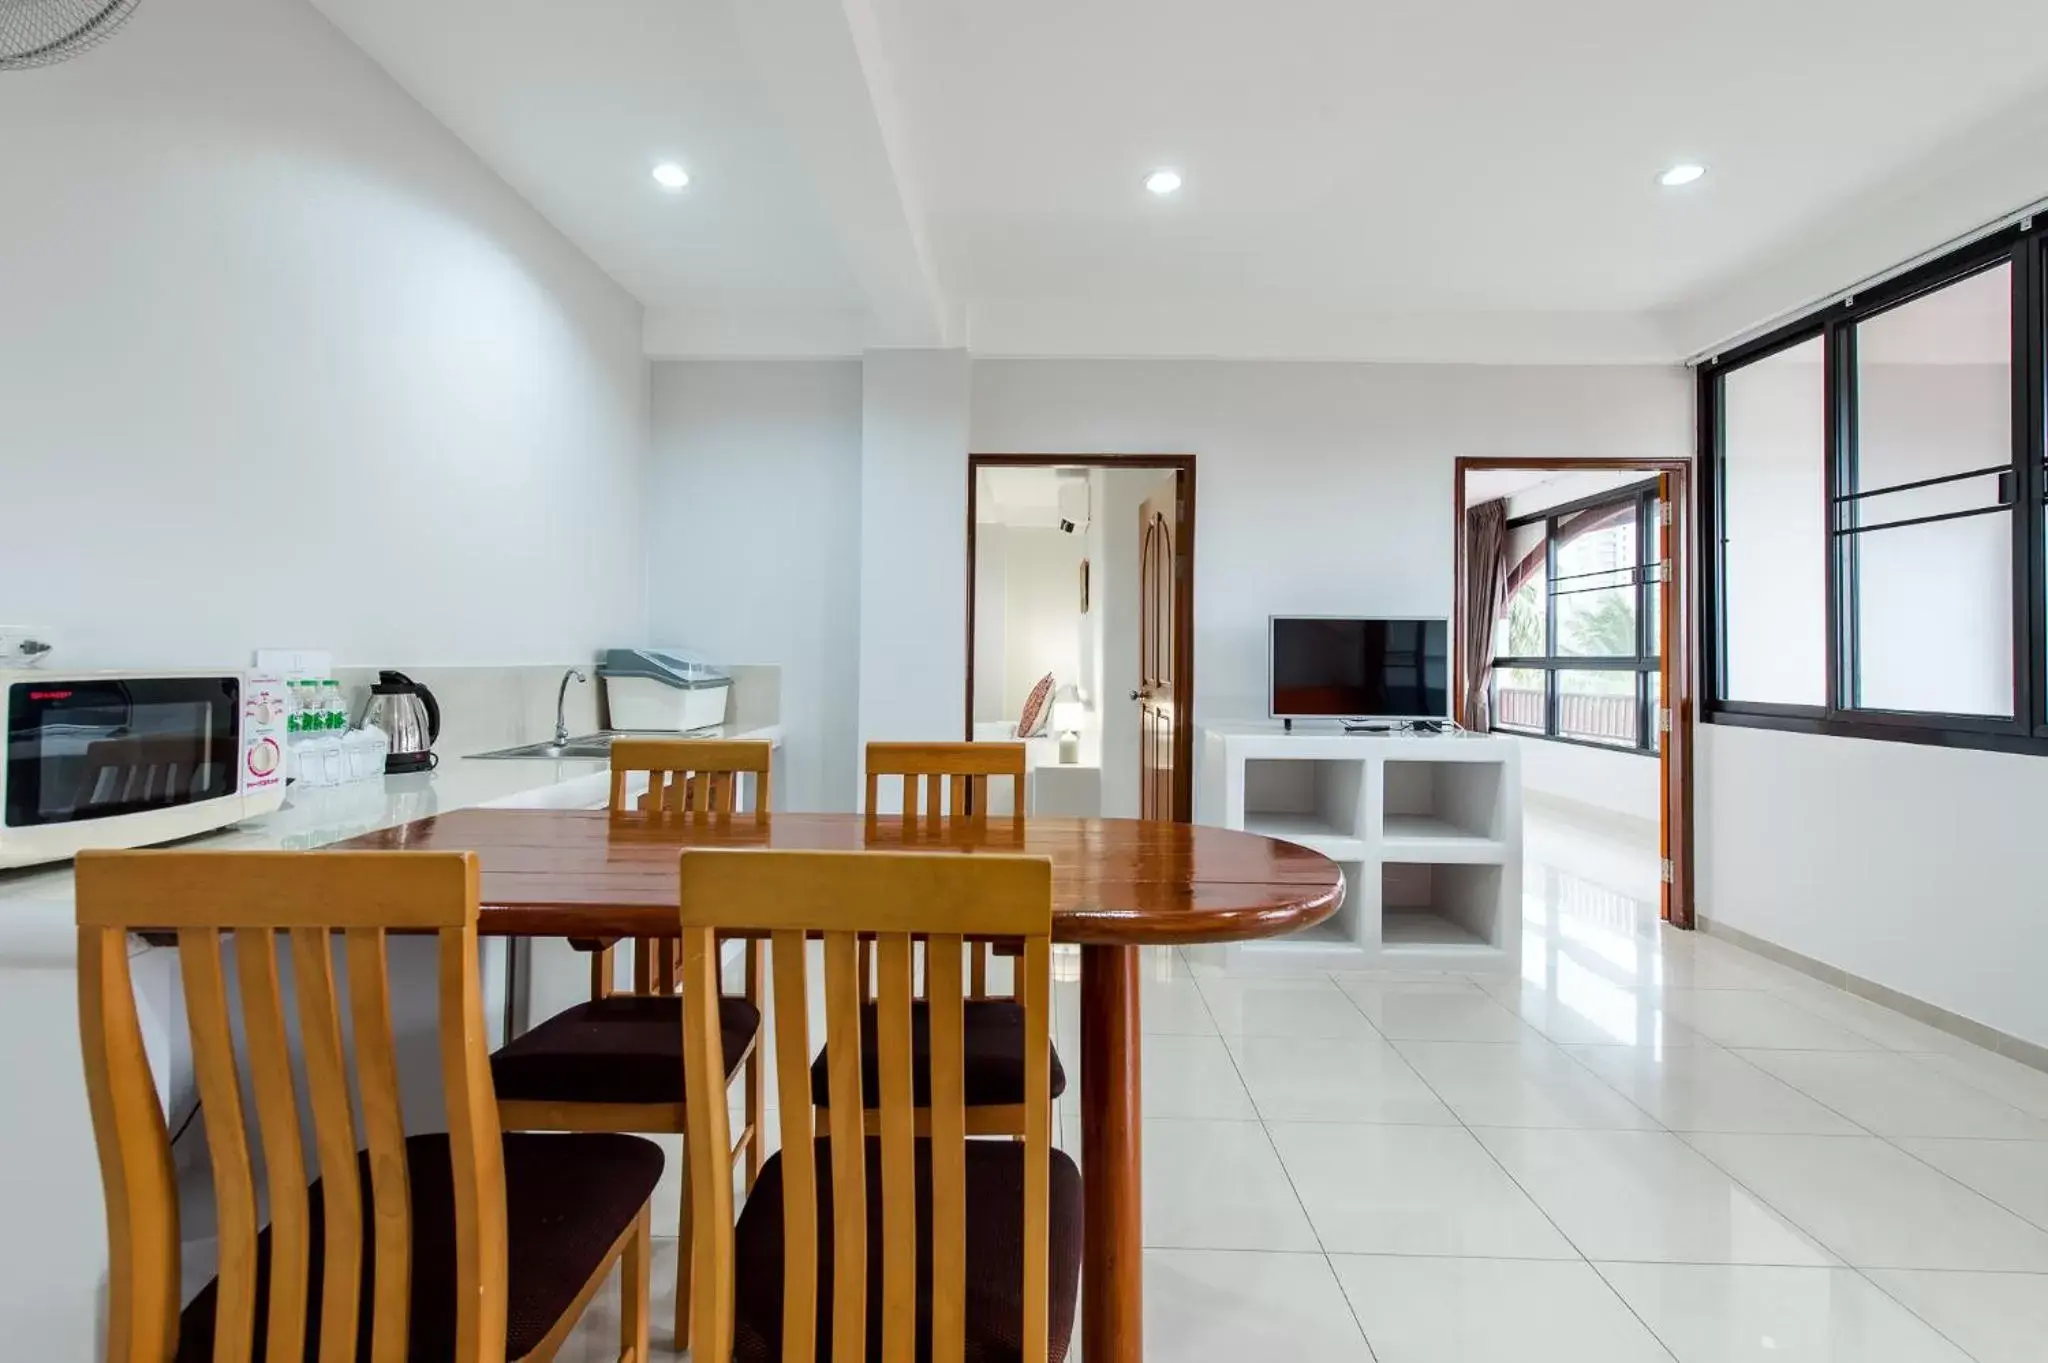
[{"left": 340, "top": 809, "right": 1344, "bottom": 1363}]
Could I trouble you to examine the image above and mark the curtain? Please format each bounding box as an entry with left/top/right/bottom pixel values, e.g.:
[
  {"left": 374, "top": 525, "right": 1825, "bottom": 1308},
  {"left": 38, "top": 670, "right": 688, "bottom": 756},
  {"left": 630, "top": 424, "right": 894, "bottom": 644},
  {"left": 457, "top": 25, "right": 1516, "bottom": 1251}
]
[{"left": 1461, "top": 499, "right": 1510, "bottom": 732}]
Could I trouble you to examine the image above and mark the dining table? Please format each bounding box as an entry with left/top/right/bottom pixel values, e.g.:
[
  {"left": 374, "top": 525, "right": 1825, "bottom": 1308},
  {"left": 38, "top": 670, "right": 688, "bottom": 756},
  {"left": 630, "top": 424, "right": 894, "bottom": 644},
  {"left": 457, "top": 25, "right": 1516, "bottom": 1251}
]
[{"left": 337, "top": 807, "right": 1345, "bottom": 1363}]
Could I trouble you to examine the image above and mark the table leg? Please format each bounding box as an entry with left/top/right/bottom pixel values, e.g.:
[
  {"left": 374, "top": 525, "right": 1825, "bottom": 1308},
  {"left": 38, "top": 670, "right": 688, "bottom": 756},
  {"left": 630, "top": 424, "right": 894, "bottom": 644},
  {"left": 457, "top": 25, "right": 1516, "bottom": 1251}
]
[{"left": 1080, "top": 943, "right": 1142, "bottom": 1363}]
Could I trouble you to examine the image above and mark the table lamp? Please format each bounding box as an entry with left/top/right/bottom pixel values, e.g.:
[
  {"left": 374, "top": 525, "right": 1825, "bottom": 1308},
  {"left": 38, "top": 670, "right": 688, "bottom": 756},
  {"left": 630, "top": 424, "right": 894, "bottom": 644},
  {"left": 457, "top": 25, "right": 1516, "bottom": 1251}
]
[{"left": 1053, "top": 685, "right": 1084, "bottom": 764}]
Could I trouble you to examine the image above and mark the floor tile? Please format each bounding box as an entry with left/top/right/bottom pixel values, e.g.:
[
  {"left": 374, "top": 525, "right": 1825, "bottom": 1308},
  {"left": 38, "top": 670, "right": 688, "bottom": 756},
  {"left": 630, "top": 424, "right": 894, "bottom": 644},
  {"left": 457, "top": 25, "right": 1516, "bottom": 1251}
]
[
  {"left": 1331, "top": 1255, "right": 1672, "bottom": 1363},
  {"left": 1337, "top": 979, "right": 1537, "bottom": 1042},
  {"left": 1196, "top": 975, "right": 1380, "bottom": 1039},
  {"left": 1563, "top": 1044, "right": 1861, "bottom": 1135},
  {"left": 1059, "top": 1032, "right": 1256, "bottom": 1121},
  {"left": 1655, "top": 990, "right": 1887, "bottom": 1052},
  {"left": 1142, "top": 1120, "right": 1320, "bottom": 1251},
  {"left": 1763, "top": 979, "right": 1986, "bottom": 1058},
  {"left": 1267, "top": 1121, "right": 1577, "bottom": 1258},
  {"left": 1735, "top": 1051, "right": 2048, "bottom": 1140},
  {"left": 1226, "top": 1032, "right": 1460, "bottom": 1125},
  {"left": 1910, "top": 1049, "right": 2048, "bottom": 1121},
  {"left": 1489, "top": 977, "right": 1709, "bottom": 1049},
  {"left": 1144, "top": 1250, "right": 1376, "bottom": 1363},
  {"left": 1685, "top": 1133, "right": 2048, "bottom": 1271},
  {"left": 1597, "top": 1262, "right": 1973, "bottom": 1363},
  {"left": 1893, "top": 1138, "right": 2048, "bottom": 1230},
  {"left": 1473, "top": 1127, "right": 1834, "bottom": 1265},
  {"left": 1866, "top": 1269, "right": 2048, "bottom": 1363},
  {"left": 1393, "top": 1037, "right": 1659, "bottom": 1129}
]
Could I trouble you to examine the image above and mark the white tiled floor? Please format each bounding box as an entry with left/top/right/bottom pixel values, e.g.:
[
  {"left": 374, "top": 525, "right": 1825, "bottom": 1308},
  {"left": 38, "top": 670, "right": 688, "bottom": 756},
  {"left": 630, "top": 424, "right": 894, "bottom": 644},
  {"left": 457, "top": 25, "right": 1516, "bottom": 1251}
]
[{"left": 557, "top": 803, "right": 2048, "bottom": 1360}]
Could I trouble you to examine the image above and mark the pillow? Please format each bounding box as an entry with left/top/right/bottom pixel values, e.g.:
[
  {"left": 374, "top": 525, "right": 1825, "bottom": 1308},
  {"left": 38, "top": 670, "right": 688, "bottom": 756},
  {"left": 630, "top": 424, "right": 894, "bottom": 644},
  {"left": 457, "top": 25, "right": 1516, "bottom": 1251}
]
[{"left": 1016, "top": 673, "right": 1055, "bottom": 738}]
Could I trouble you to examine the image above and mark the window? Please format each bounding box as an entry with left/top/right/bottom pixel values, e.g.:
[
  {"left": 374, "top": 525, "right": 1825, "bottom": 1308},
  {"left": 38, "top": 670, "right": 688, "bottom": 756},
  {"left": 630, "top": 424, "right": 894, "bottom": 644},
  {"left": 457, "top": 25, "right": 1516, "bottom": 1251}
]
[
  {"left": 1701, "top": 222, "right": 2048, "bottom": 754},
  {"left": 1720, "top": 337, "right": 1828, "bottom": 705},
  {"left": 1491, "top": 482, "right": 1662, "bottom": 753}
]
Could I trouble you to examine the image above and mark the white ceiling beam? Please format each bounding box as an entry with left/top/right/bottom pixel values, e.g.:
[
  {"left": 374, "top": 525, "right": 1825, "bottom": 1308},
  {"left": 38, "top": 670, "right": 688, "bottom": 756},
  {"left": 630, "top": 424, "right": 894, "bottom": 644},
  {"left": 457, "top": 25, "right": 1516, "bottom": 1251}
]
[{"left": 728, "top": 0, "right": 950, "bottom": 347}]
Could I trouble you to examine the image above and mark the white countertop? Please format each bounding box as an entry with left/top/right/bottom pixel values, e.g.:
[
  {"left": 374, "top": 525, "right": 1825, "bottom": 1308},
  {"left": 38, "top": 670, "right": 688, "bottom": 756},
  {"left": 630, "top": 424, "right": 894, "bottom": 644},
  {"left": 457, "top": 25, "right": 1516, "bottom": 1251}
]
[{"left": 0, "top": 721, "right": 783, "bottom": 960}]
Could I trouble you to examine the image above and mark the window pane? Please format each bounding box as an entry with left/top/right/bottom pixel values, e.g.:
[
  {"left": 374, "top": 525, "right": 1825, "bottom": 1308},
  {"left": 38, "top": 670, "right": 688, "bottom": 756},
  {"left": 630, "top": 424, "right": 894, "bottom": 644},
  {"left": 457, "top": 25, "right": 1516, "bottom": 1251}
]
[
  {"left": 1849, "top": 264, "right": 2013, "bottom": 717},
  {"left": 1649, "top": 670, "right": 1663, "bottom": 754},
  {"left": 1852, "top": 515, "right": 2014, "bottom": 715},
  {"left": 1556, "top": 670, "right": 1638, "bottom": 747},
  {"left": 1492, "top": 667, "right": 1546, "bottom": 733},
  {"left": 1555, "top": 502, "right": 1638, "bottom": 657},
  {"left": 1722, "top": 338, "right": 1828, "bottom": 705},
  {"left": 1495, "top": 521, "right": 1547, "bottom": 657}
]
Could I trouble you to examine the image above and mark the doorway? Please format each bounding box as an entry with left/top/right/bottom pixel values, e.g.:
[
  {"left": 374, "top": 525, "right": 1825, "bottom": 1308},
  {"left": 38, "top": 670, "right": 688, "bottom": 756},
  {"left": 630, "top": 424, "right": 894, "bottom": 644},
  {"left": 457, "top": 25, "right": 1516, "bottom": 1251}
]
[
  {"left": 1453, "top": 458, "right": 1695, "bottom": 928},
  {"left": 966, "top": 454, "right": 1197, "bottom": 822}
]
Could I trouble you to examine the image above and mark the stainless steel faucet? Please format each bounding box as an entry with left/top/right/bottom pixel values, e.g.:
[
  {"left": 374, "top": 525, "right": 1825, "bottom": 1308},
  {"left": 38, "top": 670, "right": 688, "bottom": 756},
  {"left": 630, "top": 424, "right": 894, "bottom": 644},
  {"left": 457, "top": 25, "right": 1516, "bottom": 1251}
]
[{"left": 554, "top": 668, "right": 588, "bottom": 747}]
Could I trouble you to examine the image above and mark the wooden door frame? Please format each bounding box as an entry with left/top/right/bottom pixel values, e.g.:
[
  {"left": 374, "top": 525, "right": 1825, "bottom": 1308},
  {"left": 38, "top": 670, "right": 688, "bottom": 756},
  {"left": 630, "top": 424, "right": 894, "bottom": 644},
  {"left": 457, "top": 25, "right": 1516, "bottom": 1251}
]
[
  {"left": 1452, "top": 456, "right": 1696, "bottom": 929},
  {"left": 966, "top": 454, "right": 1198, "bottom": 823}
]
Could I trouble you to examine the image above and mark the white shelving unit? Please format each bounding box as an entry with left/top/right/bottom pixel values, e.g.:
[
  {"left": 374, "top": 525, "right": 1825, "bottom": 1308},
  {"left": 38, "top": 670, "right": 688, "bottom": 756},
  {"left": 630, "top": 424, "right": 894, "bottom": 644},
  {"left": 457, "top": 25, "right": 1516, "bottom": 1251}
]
[{"left": 1198, "top": 721, "right": 1522, "bottom": 972}]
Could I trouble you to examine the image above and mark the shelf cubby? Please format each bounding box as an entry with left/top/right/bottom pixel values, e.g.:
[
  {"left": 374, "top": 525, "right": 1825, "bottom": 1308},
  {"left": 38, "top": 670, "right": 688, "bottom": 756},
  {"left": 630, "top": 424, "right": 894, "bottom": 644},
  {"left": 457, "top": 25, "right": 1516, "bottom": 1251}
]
[{"left": 1201, "top": 723, "right": 1521, "bottom": 972}]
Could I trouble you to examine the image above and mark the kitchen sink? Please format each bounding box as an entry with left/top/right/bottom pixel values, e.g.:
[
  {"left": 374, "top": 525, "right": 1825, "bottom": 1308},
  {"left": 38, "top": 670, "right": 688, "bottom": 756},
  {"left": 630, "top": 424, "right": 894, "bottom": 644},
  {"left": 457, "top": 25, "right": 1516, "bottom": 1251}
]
[{"left": 468, "top": 734, "right": 617, "bottom": 760}]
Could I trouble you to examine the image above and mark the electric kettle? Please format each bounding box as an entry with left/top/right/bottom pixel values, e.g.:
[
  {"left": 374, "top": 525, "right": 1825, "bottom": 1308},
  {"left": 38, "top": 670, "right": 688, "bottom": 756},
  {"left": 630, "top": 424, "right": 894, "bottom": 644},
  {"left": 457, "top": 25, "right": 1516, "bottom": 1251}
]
[{"left": 361, "top": 671, "right": 441, "bottom": 773}]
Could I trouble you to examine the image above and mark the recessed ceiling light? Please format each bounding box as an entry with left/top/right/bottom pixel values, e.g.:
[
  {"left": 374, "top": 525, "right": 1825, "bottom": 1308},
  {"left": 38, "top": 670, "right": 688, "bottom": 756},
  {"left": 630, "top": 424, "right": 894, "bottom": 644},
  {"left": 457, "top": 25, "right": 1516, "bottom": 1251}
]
[
  {"left": 651, "top": 162, "right": 690, "bottom": 190},
  {"left": 1658, "top": 163, "right": 1705, "bottom": 187},
  {"left": 1144, "top": 168, "right": 1182, "bottom": 196}
]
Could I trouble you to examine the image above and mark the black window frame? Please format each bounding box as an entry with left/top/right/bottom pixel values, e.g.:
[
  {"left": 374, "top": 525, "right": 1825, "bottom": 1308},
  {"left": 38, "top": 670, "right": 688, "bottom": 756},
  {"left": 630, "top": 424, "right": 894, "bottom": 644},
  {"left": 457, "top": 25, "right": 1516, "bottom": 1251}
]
[
  {"left": 1699, "top": 218, "right": 2048, "bottom": 757},
  {"left": 1491, "top": 478, "right": 1664, "bottom": 756}
]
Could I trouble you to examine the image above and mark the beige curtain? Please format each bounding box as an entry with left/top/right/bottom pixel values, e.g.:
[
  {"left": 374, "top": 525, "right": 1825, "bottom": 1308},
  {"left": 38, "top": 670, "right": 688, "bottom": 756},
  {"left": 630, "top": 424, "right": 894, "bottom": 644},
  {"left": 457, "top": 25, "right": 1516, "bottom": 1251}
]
[{"left": 1461, "top": 500, "right": 1510, "bottom": 731}]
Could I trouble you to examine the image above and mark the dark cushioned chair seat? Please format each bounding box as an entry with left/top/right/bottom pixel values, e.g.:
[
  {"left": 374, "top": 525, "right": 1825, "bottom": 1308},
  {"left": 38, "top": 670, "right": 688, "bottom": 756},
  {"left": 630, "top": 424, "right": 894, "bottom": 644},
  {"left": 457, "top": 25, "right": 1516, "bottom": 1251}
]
[
  {"left": 491, "top": 994, "right": 761, "bottom": 1105},
  {"left": 176, "top": 1132, "right": 663, "bottom": 1363},
  {"left": 809, "top": 1000, "right": 1066, "bottom": 1110},
  {"left": 734, "top": 1137, "right": 1083, "bottom": 1363}
]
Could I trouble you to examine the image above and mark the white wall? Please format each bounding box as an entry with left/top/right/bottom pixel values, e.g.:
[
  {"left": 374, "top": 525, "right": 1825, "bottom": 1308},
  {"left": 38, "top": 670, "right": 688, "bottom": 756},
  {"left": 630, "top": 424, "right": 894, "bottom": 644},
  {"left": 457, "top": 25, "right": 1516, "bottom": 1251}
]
[
  {"left": 1513, "top": 737, "right": 1660, "bottom": 827},
  {"left": 972, "top": 527, "right": 1009, "bottom": 722},
  {"left": 858, "top": 351, "right": 971, "bottom": 801},
  {"left": 0, "top": 2, "right": 646, "bottom": 1356},
  {"left": 994, "top": 527, "right": 1083, "bottom": 716},
  {"left": 971, "top": 361, "right": 1695, "bottom": 746},
  {"left": 0, "top": 0, "right": 649, "bottom": 672},
  {"left": 647, "top": 362, "right": 862, "bottom": 811},
  {"left": 1700, "top": 723, "right": 2048, "bottom": 1048}
]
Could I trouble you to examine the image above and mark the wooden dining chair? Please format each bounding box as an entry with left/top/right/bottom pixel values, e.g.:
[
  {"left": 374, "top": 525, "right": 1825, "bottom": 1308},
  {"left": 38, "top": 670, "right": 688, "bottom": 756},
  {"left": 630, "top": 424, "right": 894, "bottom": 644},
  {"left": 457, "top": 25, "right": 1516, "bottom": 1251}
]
[
  {"left": 841, "top": 742, "right": 1066, "bottom": 1137},
  {"left": 492, "top": 737, "right": 770, "bottom": 1350},
  {"left": 677, "top": 848, "right": 1084, "bottom": 1363},
  {"left": 76, "top": 849, "right": 662, "bottom": 1363}
]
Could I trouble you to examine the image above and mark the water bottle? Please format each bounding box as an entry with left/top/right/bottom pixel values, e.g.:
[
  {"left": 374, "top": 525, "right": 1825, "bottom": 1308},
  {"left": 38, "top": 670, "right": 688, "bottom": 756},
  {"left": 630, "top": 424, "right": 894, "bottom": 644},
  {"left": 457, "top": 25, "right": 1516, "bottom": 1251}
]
[{"left": 324, "top": 679, "right": 346, "bottom": 733}]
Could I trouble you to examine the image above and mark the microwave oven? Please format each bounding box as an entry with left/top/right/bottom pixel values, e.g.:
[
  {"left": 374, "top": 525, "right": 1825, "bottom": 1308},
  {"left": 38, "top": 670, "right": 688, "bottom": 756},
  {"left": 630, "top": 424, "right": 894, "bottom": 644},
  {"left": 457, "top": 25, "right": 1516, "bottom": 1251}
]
[{"left": 0, "top": 669, "right": 289, "bottom": 870}]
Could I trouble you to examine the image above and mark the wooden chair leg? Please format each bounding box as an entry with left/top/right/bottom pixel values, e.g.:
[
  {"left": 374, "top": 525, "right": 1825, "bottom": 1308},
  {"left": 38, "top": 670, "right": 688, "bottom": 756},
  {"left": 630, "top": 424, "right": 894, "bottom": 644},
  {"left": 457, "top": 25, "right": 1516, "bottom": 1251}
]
[
  {"left": 620, "top": 1205, "right": 650, "bottom": 1363},
  {"left": 673, "top": 1145, "right": 693, "bottom": 1350}
]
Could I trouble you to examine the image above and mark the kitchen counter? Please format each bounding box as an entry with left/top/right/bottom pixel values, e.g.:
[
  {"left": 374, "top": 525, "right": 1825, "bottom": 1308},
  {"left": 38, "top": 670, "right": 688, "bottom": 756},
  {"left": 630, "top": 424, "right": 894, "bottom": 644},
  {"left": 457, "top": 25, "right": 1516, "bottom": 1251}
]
[{"left": 0, "top": 720, "right": 781, "bottom": 1361}]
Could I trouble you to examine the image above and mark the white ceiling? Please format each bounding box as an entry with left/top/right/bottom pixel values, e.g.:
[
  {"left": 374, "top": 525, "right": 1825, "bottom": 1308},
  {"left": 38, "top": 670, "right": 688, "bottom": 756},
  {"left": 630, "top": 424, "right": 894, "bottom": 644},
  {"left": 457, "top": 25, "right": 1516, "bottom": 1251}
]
[{"left": 313, "top": 0, "right": 2048, "bottom": 362}]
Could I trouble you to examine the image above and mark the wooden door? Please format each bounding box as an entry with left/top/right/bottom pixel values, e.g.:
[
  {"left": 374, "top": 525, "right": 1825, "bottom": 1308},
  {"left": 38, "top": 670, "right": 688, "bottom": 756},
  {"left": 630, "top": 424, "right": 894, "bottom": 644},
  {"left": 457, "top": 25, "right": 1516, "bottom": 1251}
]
[
  {"left": 1138, "top": 481, "right": 1177, "bottom": 821},
  {"left": 1656, "top": 470, "right": 1692, "bottom": 927}
]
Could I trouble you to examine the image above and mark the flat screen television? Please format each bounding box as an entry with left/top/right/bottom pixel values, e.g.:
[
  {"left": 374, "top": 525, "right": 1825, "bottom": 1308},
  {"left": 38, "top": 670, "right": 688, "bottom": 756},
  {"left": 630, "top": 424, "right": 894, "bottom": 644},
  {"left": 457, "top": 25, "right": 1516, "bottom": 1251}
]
[{"left": 1269, "top": 616, "right": 1450, "bottom": 720}]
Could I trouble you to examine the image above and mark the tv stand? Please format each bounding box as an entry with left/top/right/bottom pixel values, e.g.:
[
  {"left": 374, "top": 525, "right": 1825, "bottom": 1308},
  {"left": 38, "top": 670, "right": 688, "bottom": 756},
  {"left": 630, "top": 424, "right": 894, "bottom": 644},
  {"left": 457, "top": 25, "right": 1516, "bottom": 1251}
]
[{"left": 1196, "top": 721, "right": 1521, "bottom": 972}]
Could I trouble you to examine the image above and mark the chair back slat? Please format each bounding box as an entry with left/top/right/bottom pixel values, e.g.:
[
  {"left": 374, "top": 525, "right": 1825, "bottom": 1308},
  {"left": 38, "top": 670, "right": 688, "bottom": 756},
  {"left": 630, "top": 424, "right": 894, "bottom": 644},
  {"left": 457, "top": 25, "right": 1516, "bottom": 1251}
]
[
  {"left": 290, "top": 926, "right": 365, "bottom": 1363},
  {"left": 78, "top": 925, "right": 180, "bottom": 1363},
  {"left": 345, "top": 929, "right": 413, "bottom": 1363},
  {"left": 599, "top": 738, "right": 774, "bottom": 1001},
  {"left": 180, "top": 928, "right": 260, "bottom": 1363},
  {"left": 821, "top": 930, "right": 870, "bottom": 1361},
  {"left": 75, "top": 851, "right": 494, "bottom": 1363},
  {"left": 924, "top": 934, "right": 968, "bottom": 1363},
  {"left": 864, "top": 743, "right": 1029, "bottom": 1002},
  {"left": 875, "top": 936, "right": 917, "bottom": 1363},
  {"left": 677, "top": 849, "right": 1055, "bottom": 1363},
  {"left": 234, "top": 934, "right": 311, "bottom": 1363},
  {"left": 768, "top": 930, "right": 819, "bottom": 1361}
]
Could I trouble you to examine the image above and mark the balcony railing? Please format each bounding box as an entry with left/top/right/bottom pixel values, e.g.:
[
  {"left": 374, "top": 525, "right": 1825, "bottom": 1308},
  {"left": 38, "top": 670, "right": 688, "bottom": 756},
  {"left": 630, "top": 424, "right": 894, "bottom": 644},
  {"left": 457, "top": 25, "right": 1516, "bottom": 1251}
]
[{"left": 1493, "top": 684, "right": 1640, "bottom": 747}]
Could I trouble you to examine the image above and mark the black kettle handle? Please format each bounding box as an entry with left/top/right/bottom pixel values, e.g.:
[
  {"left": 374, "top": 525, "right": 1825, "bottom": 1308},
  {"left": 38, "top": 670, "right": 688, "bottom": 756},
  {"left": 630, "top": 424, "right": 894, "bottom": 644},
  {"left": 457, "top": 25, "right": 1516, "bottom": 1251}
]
[{"left": 377, "top": 671, "right": 442, "bottom": 747}]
